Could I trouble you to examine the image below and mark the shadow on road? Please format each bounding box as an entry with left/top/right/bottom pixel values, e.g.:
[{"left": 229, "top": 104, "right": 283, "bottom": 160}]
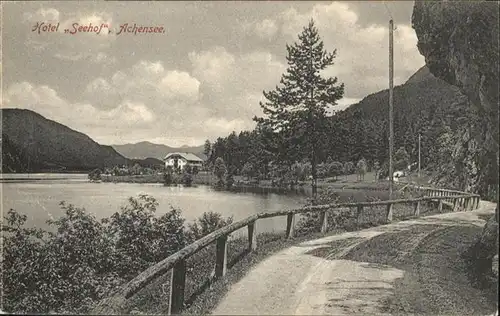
[{"left": 302, "top": 223, "right": 498, "bottom": 315}]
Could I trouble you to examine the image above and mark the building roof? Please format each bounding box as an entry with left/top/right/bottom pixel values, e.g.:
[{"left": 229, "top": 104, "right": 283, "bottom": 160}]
[{"left": 164, "top": 152, "right": 204, "bottom": 162}]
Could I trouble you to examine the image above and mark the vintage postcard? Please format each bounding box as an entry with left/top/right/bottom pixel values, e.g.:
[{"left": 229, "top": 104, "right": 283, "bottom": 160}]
[{"left": 1, "top": 1, "right": 498, "bottom": 315}]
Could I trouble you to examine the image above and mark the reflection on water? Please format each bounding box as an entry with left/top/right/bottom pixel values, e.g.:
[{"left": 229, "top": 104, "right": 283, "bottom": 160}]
[
  {"left": 1, "top": 173, "right": 388, "bottom": 236},
  {"left": 1, "top": 174, "right": 307, "bottom": 235}
]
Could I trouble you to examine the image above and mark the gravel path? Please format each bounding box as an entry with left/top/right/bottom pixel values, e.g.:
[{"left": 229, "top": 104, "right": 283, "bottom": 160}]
[{"left": 212, "top": 201, "right": 497, "bottom": 315}]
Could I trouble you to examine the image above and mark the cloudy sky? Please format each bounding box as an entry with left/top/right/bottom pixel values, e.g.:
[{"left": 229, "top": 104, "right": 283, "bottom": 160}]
[{"left": 2, "top": 1, "right": 425, "bottom": 147}]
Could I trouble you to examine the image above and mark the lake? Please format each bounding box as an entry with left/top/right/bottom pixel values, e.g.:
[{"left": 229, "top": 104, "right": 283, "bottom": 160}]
[{"left": 1, "top": 173, "right": 309, "bottom": 236}]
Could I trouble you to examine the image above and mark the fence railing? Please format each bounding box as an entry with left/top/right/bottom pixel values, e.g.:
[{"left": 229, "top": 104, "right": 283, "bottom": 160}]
[
  {"left": 92, "top": 186, "right": 480, "bottom": 315},
  {"left": 397, "top": 182, "right": 481, "bottom": 208}
]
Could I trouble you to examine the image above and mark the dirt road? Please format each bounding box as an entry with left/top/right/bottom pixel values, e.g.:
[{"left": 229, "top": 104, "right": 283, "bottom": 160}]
[{"left": 212, "top": 201, "right": 497, "bottom": 315}]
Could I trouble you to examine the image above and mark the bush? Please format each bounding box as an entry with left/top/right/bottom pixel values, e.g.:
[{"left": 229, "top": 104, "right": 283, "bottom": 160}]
[
  {"left": 241, "top": 162, "right": 255, "bottom": 179},
  {"left": 88, "top": 168, "right": 102, "bottom": 181},
  {"left": 164, "top": 166, "right": 174, "bottom": 185},
  {"left": 328, "top": 161, "right": 343, "bottom": 179},
  {"left": 186, "top": 212, "right": 234, "bottom": 243},
  {"left": 213, "top": 158, "right": 226, "bottom": 186},
  {"left": 296, "top": 188, "right": 346, "bottom": 235},
  {"left": 182, "top": 171, "right": 193, "bottom": 187},
  {"left": 343, "top": 161, "right": 355, "bottom": 176},
  {"left": 317, "top": 163, "right": 329, "bottom": 179},
  {"left": 1, "top": 204, "right": 122, "bottom": 314},
  {"left": 1, "top": 194, "right": 233, "bottom": 314},
  {"left": 192, "top": 165, "right": 199, "bottom": 175},
  {"left": 107, "top": 195, "right": 187, "bottom": 279},
  {"left": 225, "top": 172, "right": 235, "bottom": 189},
  {"left": 296, "top": 187, "right": 388, "bottom": 235}
]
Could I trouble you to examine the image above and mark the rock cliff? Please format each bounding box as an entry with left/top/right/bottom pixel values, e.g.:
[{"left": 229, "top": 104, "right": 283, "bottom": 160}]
[
  {"left": 412, "top": 0, "right": 499, "bottom": 279},
  {"left": 412, "top": 0, "right": 499, "bottom": 197},
  {"left": 412, "top": 1, "right": 499, "bottom": 118}
]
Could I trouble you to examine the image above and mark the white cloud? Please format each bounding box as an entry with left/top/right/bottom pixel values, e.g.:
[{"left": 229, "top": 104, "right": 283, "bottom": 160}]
[
  {"left": 188, "top": 46, "right": 286, "bottom": 121},
  {"left": 92, "top": 52, "right": 117, "bottom": 65},
  {"left": 111, "top": 101, "right": 155, "bottom": 123},
  {"left": 266, "top": 2, "right": 424, "bottom": 98},
  {"left": 23, "top": 8, "right": 60, "bottom": 23},
  {"left": 204, "top": 117, "right": 253, "bottom": 134},
  {"left": 86, "top": 60, "right": 201, "bottom": 107},
  {"left": 189, "top": 46, "right": 236, "bottom": 90},
  {"left": 2, "top": 82, "right": 66, "bottom": 119},
  {"left": 23, "top": 9, "right": 115, "bottom": 62},
  {"left": 254, "top": 19, "right": 279, "bottom": 40},
  {"left": 160, "top": 70, "right": 201, "bottom": 101},
  {"left": 3, "top": 82, "right": 156, "bottom": 135},
  {"left": 333, "top": 97, "right": 362, "bottom": 112}
]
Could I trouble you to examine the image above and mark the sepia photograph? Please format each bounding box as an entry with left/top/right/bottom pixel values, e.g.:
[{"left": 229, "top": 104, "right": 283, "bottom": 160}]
[{"left": 1, "top": 1, "right": 498, "bottom": 315}]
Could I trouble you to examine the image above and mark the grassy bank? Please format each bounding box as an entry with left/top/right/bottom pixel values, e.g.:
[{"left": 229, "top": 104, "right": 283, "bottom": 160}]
[
  {"left": 101, "top": 172, "right": 216, "bottom": 185},
  {"left": 120, "top": 199, "right": 452, "bottom": 315},
  {"left": 343, "top": 225, "right": 498, "bottom": 315},
  {"left": 99, "top": 171, "right": 430, "bottom": 194}
]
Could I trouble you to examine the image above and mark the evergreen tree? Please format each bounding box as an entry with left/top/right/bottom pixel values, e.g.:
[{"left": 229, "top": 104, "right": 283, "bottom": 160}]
[
  {"left": 213, "top": 157, "right": 226, "bottom": 187},
  {"left": 254, "top": 19, "right": 344, "bottom": 197},
  {"left": 203, "top": 140, "right": 211, "bottom": 167}
]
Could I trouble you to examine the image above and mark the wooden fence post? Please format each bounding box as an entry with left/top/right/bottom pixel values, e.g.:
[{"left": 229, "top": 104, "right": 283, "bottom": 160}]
[
  {"left": 319, "top": 210, "right": 328, "bottom": 233},
  {"left": 438, "top": 199, "right": 443, "bottom": 213},
  {"left": 215, "top": 235, "right": 228, "bottom": 278},
  {"left": 414, "top": 201, "right": 420, "bottom": 217},
  {"left": 286, "top": 213, "right": 295, "bottom": 239},
  {"left": 357, "top": 205, "right": 363, "bottom": 226},
  {"left": 386, "top": 203, "right": 393, "bottom": 222},
  {"left": 247, "top": 222, "right": 257, "bottom": 251},
  {"left": 453, "top": 198, "right": 458, "bottom": 212},
  {"left": 169, "top": 259, "right": 186, "bottom": 315}
]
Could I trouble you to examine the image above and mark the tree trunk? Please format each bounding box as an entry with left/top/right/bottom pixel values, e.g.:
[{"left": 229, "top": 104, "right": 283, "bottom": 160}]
[{"left": 311, "top": 153, "right": 317, "bottom": 198}]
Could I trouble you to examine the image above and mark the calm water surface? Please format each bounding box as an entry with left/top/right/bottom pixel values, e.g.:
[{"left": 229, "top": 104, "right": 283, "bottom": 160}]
[{"left": 1, "top": 174, "right": 308, "bottom": 235}]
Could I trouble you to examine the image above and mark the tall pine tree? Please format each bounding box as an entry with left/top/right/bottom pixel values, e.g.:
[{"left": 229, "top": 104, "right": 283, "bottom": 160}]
[{"left": 254, "top": 19, "right": 344, "bottom": 197}]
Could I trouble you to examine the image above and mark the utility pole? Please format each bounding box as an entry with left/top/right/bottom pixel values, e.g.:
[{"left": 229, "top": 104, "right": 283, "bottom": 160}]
[
  {"left": 418, "top": 133, "right": 421, "bottom": 179},
  {"left": 388, "top": 19, "right": 394, "bottom": 199}
]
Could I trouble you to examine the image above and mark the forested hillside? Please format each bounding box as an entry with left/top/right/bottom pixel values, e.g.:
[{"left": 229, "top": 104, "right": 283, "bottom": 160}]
[
  {"left": 327, "top": 65, "right": 471, "bottom": 167},
  {"left": 204, "top": 65, "right": 484, "bottom": 194},
  {"left": 1, "top": 109, "right": 130, "bottom": 172}
]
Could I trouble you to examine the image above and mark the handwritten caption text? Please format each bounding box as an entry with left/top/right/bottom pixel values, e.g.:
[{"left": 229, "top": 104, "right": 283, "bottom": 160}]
[{"left": 32, "top": 22, "right": 166, "bottom": 35}]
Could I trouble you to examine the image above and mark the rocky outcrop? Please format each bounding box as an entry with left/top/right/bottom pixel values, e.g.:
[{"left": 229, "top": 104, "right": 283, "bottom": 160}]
[
  {"left": 412, "top": 1, "right": 499, "bottom": 117},
  {"left": 412, "top": 0, "right": 499, "bottom": 199},
  {"left": 412, "top": 0, "right": 499, "bottom": 279},
  {"left": 412, "top": 1, "right": 499, "bottom": 194}
]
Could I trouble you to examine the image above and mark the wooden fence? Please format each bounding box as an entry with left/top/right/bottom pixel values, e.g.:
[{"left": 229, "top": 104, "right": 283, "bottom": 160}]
[{"left": 92, "top": 185, "right": 480, "bottom": 315}]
